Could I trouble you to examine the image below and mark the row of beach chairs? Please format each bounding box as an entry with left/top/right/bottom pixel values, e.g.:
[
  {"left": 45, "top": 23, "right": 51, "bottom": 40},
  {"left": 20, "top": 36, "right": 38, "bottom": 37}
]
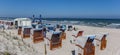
[
  {"left": 71, "top": 30, "right": 108, "bottom": 55},
  {"left": 17, "top": 25, "right": 108, "bottom": 55},
  {"left": 17, "top": 25, "right": 66, "bottom": 50}
]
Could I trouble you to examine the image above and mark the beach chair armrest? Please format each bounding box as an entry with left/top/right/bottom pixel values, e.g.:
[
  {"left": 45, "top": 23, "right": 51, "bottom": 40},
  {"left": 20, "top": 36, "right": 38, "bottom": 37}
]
[
  {"left": 72, "top": 35, "right": 75, "bottom": 36},
  {"left": 75, "top": 44, "right": 84, "bottom": 49},
  {"left": 95, "top": 38, "right": 101, "bottom": 41},
  {"left": 72, "top": 35, "right": 77, "bottom": 37},
  {"left": 45, "top": 37, "right": 51, "bottom": 41}
]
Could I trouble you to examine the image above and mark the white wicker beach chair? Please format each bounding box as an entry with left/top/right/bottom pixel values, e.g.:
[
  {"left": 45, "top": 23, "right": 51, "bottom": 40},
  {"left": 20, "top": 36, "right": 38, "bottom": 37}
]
[
  {"left": 31, "top": 28, "right": 44, "bottom": 43},
  {"left": 95, "top": 33, "right": 108, "bottom": 50},
  {"left": 21, "top": 26, "right": 32, "bottom": 38},
  {"left": 75, "top": 35, "right": 96, "bottom": 55},
  {"left": 72, "top": 30, "right": 84, "bottom": 38},
  {"left": 45, "top": 31, "right": 62, "bottom": 50}
]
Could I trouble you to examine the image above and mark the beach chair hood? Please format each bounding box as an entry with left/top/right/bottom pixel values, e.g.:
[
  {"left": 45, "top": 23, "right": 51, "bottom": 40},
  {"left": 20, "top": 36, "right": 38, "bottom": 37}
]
[
  {"left": 75, "top": 36, "right": 89, "bottom": 48},
  {"left": 46, "top": 31, "right": 61, "bottom": 40},
  {"left": 31, "top": 28, "right": 43, "bottom": 35},
  {"left": 95, "top": 33, "right": 109, "bottom": 40}
]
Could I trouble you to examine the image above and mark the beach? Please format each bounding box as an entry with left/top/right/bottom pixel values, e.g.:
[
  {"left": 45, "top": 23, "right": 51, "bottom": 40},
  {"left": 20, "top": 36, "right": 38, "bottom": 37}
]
[
  {"left": 0, "top": 25, "right": 120, "bottom": 55},
  {"left": 0, "top": 0, "right": 120, "bottom": 55}
]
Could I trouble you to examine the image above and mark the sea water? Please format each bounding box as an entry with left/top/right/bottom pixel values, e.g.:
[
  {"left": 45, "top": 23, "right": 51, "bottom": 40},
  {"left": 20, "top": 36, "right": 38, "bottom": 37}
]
[
  {"left": 1, "top": 17, "right": 120, "bottom": 29},
  {"left": 42, "top": 18, "right": 120, "bottom": 29}
]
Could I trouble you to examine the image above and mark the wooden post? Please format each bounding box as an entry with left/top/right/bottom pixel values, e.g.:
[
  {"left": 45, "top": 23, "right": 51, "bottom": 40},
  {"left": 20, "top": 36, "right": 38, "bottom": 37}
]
[{"left": 44, "top": 41, "right": 47, "bottom": 55}]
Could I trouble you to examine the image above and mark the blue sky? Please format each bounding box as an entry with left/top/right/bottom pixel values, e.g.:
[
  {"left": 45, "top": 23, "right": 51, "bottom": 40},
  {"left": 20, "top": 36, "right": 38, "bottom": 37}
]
[{"left": 0, "top": 0, "right": 120, "bottom": 18}]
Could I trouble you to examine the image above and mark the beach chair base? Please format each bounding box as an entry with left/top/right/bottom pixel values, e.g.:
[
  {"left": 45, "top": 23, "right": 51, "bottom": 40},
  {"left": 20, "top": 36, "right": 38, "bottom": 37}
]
[
  {"left": 84, "top": 42, "right": 95, "bottom": 55},
  {"left": 33, "top": 37, "right": 44, "bottom": 43},
  {"left": 84, "top": 46, "right": 95, "bottom": 55},
  {"left": 50, "top": 42, "right": 62, "bottom": 50},
  {"left": 101, "top": 40, "right": 107, "bottom": 50},
  {"left": 22, "top": 34, "right": 30, "bottom": 38}
]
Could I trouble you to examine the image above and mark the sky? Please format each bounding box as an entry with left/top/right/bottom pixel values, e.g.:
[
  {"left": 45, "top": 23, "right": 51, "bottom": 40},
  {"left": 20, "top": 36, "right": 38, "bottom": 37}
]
[{"left": 0, "top": 0, "right": 120, "bottom": 18}]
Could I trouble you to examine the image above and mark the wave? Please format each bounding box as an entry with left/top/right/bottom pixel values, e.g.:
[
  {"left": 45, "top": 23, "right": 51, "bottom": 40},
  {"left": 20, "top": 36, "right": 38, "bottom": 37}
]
[
  {"left": 1, "top": 18, "right": 120, "bottom": 29},
  {"left": 106, "top": 23, "right": 120, "bottom": 29},
  {"left": 42, "top": 20, "right": 120, "bottom": 29}
]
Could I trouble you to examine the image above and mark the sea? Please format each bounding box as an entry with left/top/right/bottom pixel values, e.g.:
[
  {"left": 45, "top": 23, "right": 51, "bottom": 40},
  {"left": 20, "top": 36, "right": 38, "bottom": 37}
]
[
  {"left": 1, "top": 17, "right": 120, "bottom": 29},
  {"left": 42, "top": 18, "right": 120, "bottom": 29}
]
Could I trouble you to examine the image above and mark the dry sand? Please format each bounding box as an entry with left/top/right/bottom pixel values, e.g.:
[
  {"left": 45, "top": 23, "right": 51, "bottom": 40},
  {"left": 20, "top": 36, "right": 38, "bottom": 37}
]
[{"left": 0, "top": 25, "right": 120, "bottom": 55}]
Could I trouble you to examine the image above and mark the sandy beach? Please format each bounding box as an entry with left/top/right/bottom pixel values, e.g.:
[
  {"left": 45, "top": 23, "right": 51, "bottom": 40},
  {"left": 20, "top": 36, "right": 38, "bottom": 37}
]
[
  {"left": 0, "top": 25, "right": 120, "bottom": 55},
  {"left": 1, "top": 0, "right": 120, "bottom": 55}
]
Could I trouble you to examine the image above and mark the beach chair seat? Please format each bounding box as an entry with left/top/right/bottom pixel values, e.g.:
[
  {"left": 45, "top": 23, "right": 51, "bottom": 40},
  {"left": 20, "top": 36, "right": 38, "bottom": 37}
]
[
  {"left": 18, "top": 26, "right": 22, "bottom": 35},
  {"left": 101, "top": 35, "right": 107, "bottom": 50},
  {"left": 21, "top": 26, "right": 31, "bottom": 38},
  {"left": 32, "top": 28, "right": 44, "bottom": 43},
  {"left": 95, "top": 33, "right": 108, "bottom": 50}
]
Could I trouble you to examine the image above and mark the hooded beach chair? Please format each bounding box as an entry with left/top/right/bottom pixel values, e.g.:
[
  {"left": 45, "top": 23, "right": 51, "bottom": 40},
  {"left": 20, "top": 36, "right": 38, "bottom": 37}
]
[
  {"left": 72, "top": 30, "right": 84, "bottom": 38},
  {"left": 68, "top": 25, "right": 73, "bottom": 31},
  {"left": 46, "top": 31, "right": 62, "bottom": 50},
  {"left": 21, "top": 26, "right": 32, "bottom": 38},
  {"left": 18, "top": 26, "right": 22, "bottom": 35},
  {"left": 31, "top": 28, "right": 44, "bottom": 43},
  {"left": 36, "top": 24, "right": 43, "bottom": 29},
  {"left": 59, "top": 25, "right": 66, "bottom": 32},
  {"left": 56, "top": 24, "right": 60, "bottom": 28},
  {"left": 32, "top": 23, "right": 37, "bottom": 28},
  {"left": 95, "top": 33, "right": 108, "bottom": 50},
  {"left": 46, "top": 25, "right": 56, "bottom": 32},
  {"left": 59, "top": 25, "right": 66, "bottom": 39},
  {"left": 75, "top": 35, "right": 96, "bottom": 55},
  {"left": 61, "top": 31, "right": 66, "bottom": 40}
]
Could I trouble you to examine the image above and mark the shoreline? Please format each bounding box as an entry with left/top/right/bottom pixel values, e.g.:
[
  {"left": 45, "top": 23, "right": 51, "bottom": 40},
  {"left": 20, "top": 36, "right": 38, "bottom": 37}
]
[{"left": 74, "top": 25, "right": 120, "bottom": 30}]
